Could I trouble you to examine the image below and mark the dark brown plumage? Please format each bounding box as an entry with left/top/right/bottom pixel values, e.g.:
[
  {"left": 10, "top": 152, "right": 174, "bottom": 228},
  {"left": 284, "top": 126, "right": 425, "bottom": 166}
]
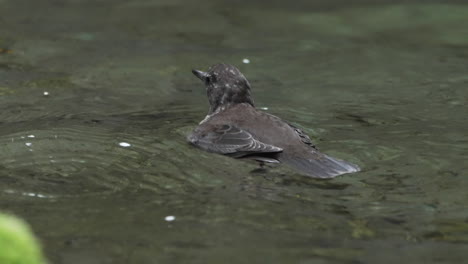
[{"left": 188, "top": 63, "right": 360, "bottom": 178}]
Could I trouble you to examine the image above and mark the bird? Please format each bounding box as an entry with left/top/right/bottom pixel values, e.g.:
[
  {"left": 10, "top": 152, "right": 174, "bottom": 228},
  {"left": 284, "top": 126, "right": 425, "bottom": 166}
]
[{"left": 187, "top": 63, "right": 360, "bottom": 178}]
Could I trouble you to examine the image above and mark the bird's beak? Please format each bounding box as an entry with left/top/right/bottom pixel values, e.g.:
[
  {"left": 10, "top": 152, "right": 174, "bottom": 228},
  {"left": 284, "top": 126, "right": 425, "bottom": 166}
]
[{"left": 192, "top": 69, "right": 210, "bottom": 82}]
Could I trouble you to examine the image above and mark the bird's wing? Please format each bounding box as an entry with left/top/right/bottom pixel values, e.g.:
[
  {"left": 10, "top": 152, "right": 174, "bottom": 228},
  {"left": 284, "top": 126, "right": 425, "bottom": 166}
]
[
  {"left": 283, "top": 123, "right": 360, "bottom": 178},
  {"left": 188, "top": 124, "right": 283, "bottom": 157},
  {"left": 286, "top": 122, "right": 317, "bottom": 149}
]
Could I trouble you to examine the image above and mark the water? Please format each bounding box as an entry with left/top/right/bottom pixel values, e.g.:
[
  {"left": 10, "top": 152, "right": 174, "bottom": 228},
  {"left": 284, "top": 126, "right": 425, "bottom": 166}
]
[{"left": 1, "top": 0, "right": 468, "bottom": 263}]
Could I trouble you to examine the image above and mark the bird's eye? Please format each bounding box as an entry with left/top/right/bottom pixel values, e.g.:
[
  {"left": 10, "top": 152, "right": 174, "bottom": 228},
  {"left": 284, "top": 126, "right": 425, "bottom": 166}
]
[{"left": 205, "top": 75, "right": 215, "bottom": 84}]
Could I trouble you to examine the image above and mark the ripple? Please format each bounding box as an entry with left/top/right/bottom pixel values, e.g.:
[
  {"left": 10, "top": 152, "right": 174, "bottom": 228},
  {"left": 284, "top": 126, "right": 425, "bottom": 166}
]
[
  {"left": 0, "top": 107, "right": 237, "bottom": 199},
  {"left": 0, "top": 126, "right": 138, "bottom": 198}
]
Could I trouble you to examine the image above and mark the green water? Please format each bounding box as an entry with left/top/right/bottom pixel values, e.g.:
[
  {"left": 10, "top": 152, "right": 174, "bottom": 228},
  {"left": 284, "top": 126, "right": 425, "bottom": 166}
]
[{"left": 1, "top": 0, "right": 468, "bottom": 263}]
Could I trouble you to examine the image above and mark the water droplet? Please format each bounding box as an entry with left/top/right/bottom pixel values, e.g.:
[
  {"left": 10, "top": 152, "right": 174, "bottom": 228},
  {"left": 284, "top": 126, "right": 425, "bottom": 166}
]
[
  {"left": 165, "top": 215, "right": 175, "bottom": 222},
  {"left": 24, "top": 192, "right": 47, "bottom": 198},
  {"left": 119, "top": 142, "right": 131, "bottom": 147},
  {"left": 242, "top": 58, "right": 250, "bottom": 64}
]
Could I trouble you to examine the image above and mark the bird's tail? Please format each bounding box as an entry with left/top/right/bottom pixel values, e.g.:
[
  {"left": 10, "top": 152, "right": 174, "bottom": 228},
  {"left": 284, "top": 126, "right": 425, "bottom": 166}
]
[{"left": 281, "top": 151, "right": 360, "bottom": 179}]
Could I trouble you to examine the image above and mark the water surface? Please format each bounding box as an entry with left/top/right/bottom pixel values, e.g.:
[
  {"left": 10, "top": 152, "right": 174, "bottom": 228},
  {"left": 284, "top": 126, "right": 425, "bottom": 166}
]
[{"left": 1, "top": 0, "right": 468, "bottom": 263}]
